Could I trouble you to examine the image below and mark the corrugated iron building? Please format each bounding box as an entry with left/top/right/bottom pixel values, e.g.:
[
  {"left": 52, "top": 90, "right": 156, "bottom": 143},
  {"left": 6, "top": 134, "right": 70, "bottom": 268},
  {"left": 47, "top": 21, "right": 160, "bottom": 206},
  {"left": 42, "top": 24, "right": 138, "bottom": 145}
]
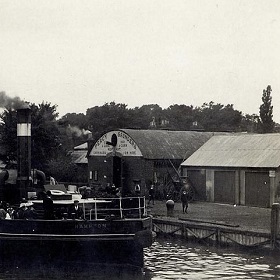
[
  {"left": 71, "top": 142, "right": 88, "bottom": 165},
  {"left": 87, "top": 129, "right": 215, "bottom": 197},
  {"left": 69, "top": 142, "right": 88, "bottom": 184},
  {"left": 181, "top": 133, "right": 280, "bottom": 208}
]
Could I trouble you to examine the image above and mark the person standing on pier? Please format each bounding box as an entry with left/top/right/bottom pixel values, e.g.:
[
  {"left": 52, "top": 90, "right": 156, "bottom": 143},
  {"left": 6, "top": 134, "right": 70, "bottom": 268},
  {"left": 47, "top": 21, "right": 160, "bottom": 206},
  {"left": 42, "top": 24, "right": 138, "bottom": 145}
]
[
  {"left": 180, "top": 189, "right": 188, "bottom": 213},
  {"left": 148, "top": 185, "right": 155, "bottom": 205}
]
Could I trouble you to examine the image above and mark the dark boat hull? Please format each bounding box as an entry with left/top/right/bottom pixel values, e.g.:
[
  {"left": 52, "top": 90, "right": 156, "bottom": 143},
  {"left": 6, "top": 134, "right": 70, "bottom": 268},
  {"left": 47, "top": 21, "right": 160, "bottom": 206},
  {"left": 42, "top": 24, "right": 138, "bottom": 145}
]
[
  {"left": 0, "top": 217, "right": 153, "bottom": 267},
  {"left": 0, "top": 239, "right": 145, "bottom": 267}
]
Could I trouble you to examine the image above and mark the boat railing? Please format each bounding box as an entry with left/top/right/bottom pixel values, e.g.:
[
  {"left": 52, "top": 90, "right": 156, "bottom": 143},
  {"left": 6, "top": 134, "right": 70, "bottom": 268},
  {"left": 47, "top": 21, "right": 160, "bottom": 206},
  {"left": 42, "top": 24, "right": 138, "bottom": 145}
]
[{"left": 87, "top": 196, "right": 146, "bottom": 220}]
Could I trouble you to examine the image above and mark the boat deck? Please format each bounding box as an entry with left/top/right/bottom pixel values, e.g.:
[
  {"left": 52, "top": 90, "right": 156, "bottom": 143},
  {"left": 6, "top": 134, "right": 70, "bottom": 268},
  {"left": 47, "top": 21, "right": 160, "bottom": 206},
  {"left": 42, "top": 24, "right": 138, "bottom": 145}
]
[{"left": 29, "top": 196, "right": 147, "bottom": 220}]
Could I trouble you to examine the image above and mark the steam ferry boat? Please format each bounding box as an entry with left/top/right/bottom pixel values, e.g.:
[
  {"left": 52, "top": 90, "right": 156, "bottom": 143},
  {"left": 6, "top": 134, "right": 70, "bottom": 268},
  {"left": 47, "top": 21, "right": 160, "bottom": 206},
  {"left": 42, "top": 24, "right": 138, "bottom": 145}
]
[
  {"left": 0, "top": 106, "right": 154, "bottom": 268},
  {"left": 0, "top": 194, "right": 153, "bottom": 267}
]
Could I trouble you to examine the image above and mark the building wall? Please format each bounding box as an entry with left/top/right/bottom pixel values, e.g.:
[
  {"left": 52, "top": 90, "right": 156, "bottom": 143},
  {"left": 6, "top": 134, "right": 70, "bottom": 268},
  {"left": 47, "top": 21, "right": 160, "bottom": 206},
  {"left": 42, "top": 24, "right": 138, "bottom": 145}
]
[
  {"left": 89, "top": 155, "right": 160, "bottom": 195},
  {"left": 183, "top": 166, "right": 280, "bottom": 208},
  {"left": 88, "top": 154, "right": 182, "bottom": 199},
  {"left": 206, "top": 170, "right": 214, "bottom": 202},
  {"left": 122, "top": 157, "right": 146, "bottom": 194},
  {"left": 87, "top": 129, "right": 212, "bottom": 199},
  {"left": 245, "top": 171, "right": 270, "bottom": 207},
  {"left": 214, "top": 170, "right": 236, "bottom": 204},
  {"left": 184, "top": 169, "right": 206, "bottom": 200},
  {"left": 240, "top": 170, "right": 246, "bottom": 205},
  {"left": 88, "top": 156, "right": 108, "bottom": 189}
]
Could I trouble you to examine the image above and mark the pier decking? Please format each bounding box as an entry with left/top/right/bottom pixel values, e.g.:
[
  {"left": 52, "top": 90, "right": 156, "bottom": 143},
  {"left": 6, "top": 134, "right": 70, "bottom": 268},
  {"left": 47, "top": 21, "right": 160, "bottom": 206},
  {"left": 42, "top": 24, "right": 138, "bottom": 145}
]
[{"left": 149, "top": 201, "right": 280, "bottom": 251}]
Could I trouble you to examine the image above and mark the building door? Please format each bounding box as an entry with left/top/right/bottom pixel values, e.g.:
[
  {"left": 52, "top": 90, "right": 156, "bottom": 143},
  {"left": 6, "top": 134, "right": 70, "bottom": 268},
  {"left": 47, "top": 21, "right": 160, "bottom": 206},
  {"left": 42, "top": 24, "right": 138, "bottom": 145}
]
[
  {"left": 245, "top": 171, "right": 270, "bottom": 207},
  {"left": 106, "top": 155, "right": 123, "bottom": 189},
  {"left": 214, "top": 171, "right": 235, "bottom": 204},
  {"left": 112, "top": 156, "right": 122, "bottom": 189},
  {"left": 187, "top": 170, "right": 206, "bottom": 201}
]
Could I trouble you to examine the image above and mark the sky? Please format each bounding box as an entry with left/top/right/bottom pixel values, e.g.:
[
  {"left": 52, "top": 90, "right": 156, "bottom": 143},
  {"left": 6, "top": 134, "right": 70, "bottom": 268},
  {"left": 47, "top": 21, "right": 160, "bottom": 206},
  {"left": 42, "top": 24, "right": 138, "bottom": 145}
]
[{"left": 1, "top": 0, "right": 280, "bottom": 121}]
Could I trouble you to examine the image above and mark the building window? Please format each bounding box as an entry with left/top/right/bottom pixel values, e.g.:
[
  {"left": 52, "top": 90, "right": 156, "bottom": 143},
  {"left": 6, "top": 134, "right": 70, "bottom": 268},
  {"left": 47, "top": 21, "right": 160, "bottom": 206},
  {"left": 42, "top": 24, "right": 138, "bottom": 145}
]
[{"left": 89, "top": 171, "right": 93, "bottom": 180}]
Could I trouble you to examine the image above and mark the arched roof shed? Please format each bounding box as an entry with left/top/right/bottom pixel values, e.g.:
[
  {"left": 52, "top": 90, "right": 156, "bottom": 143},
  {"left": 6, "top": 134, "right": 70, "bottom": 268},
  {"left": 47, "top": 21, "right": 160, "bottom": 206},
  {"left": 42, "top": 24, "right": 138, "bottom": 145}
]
[
  {"left": 89, "top": 129, "right": 215, "bottom": 160},
  {"left": 122, "top": 129, "right": 214, "bottom": 160}
]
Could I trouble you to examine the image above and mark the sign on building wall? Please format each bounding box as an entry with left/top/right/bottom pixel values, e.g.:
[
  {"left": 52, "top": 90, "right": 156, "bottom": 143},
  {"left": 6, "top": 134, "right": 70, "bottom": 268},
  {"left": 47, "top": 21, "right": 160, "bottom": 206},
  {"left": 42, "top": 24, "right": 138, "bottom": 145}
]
[{"left": 90, "top": 131, "right": 143, "bottom": 157}]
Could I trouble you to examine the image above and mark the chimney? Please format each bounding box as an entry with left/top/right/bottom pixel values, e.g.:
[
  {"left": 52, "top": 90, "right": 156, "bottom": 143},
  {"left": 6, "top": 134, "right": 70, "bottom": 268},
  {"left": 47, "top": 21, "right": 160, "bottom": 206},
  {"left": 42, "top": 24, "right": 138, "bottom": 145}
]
[{"left": 17, "top": 105, "right": 31, "bottom": 198}]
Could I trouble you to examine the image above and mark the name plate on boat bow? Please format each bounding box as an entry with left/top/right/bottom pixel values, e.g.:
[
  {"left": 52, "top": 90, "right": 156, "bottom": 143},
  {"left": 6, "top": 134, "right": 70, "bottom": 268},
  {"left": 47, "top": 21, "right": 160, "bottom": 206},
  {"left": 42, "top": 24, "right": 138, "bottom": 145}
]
[{"left": 75, "top": 222, "right": 107, "bottom": 230}]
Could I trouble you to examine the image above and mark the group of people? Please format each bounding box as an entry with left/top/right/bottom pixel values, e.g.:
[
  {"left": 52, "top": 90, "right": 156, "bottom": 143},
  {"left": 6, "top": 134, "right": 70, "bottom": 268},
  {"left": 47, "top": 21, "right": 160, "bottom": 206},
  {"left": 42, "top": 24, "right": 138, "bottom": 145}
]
[
  {"left": 0, "top": 179, "right": 191, "bottom": 220},
  {"left": 108, "top": 184, "right": 121, "bottom": 197},
  {"left": 0, "top": 195, "right": 84, "bottom": 220},
  {"left": 17, "top": 200, "right": 37, "bottom": 219},
  {"left": 0, "top": 202, "right": 14, "bottom": 219},
  {"left": 148, "top": 181, "right": 191, "bottom": 213},
  {"left": 108, "top": 183, "right": 142, "bottom": 197},
  {"left": 0, "top": 200, "right": 37, "bottom": 220},
  {"left": 43, "top": 191, "right": 83, "bottom": 220}
]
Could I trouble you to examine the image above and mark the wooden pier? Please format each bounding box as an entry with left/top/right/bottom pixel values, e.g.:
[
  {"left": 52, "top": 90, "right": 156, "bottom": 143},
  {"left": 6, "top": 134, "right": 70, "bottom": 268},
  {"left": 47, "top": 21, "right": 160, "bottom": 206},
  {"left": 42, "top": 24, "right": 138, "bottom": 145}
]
[{"left": 152, "top": 203, "right": 280, "bottom": 251}]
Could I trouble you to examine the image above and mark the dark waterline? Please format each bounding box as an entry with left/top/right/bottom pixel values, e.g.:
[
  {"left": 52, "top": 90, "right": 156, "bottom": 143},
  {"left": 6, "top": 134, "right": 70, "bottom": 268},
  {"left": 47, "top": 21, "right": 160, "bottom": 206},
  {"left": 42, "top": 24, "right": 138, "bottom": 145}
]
[{"left": 0, "top": 238, "right": 279, "bottom": 279}]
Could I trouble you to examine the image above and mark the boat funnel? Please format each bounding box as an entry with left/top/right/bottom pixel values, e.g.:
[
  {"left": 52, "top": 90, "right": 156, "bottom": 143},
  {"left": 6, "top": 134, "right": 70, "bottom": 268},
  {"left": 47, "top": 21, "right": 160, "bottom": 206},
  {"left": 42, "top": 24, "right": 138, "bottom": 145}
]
[{"left": 17, "top": 105, "right": 32, "bottom": 198}]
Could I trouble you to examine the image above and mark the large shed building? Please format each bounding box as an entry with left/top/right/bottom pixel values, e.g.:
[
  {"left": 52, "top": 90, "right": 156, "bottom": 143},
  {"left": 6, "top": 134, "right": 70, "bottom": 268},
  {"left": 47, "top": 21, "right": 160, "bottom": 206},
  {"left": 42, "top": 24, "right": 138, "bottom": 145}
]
[
  {"left": 87, "top": 129, "right": 215, "bottom": 197},
  {"left": 181, "top": 133, "right": 280, "bottom": 208}
]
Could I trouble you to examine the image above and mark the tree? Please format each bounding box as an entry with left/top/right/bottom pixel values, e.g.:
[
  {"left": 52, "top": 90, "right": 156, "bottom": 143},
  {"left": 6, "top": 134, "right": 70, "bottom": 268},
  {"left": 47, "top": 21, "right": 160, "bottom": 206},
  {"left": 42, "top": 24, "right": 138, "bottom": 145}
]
[
  {"left": 0, "top": 108, "right": 17, "bottom": 162},
  {"left": 58, "top": 113, "right": 91, "bottom": 147},
  {"left": 47, "top": 153, "right": 87, "bottom": 183},
  {"left": 164, "top": 104, "right": 194, "bottom": 130},
  {"left": 196, "top": 102, "right": 242, "bottom": 132},
  {"left": 0, "top": 102, "right": 62, "bottom": 171},
  {"left": 30, "top": 102, "right": 62, "bottom": 170},
  {"left": 240, "top": 114, "right": 259, "bottom": 133},
  {"left": 59, "top": 113, "right": 88, "bottom": 128},
  {"left": 259, "top": 85, "right": 274, "bottom": 133},
  {"left": 86, "top": 102, "right": 131, "bottom": 140},
  {"left": 132, "top": 104, "right": 163, "bottom": 129}
]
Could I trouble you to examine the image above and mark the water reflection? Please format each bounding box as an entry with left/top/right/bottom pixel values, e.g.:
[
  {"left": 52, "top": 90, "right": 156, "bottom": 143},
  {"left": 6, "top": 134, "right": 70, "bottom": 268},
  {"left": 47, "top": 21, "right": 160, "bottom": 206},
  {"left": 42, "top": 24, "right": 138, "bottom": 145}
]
[
  {"left": 0, "top": 262, "right": 146, "bottom": 280},
  {"left": 0, "top": 239, "right": 279, "bottom": 279},
  {"left": 144, "top": 238, "right": 280, "bottom": 279}
]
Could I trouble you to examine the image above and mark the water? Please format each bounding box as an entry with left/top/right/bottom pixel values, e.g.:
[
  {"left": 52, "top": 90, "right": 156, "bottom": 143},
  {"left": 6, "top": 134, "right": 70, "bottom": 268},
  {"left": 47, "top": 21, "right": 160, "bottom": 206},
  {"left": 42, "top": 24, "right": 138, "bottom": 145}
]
[
  {"left": 0, "top": 238, "right": 279, "bottom": 279},
  {"left": 144, "top": 238, "right": 280, "bottom": 280}
]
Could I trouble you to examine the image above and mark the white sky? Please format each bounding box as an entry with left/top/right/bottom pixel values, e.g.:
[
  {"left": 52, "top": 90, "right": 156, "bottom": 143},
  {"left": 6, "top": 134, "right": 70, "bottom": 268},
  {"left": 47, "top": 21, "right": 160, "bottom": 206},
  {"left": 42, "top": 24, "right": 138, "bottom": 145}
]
[{"left": 1, "top": 0, "right": 280, "bottom": 121}]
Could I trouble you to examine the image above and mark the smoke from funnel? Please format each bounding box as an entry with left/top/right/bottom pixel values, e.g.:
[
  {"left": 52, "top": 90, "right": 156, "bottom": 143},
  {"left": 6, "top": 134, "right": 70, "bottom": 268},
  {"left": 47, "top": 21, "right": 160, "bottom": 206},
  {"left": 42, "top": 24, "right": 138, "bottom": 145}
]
[
  {"left": 0, "top": 91, "right": 28, "bottom": 110},
  {"left": 67, "top": 125, "right": 92, "bottom": 138}
]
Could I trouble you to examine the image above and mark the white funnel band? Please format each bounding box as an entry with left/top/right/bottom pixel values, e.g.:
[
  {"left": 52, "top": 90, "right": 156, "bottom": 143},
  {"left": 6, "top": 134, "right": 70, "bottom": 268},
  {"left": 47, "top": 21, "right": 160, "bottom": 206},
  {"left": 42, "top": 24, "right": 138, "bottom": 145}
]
[{"left": 17, "top": 123, "right": 31, "bottom": 136}]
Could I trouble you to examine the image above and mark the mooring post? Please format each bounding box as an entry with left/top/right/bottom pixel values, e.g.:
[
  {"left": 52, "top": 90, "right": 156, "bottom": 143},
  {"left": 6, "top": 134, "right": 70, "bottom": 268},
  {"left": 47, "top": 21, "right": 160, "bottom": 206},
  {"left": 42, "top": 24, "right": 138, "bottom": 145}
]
[
  {"left": 271, "top": 203, "right": 280, "bottom": 249},
  {"left": 166, "top": 199, "right": 175, "bottom": 217}
]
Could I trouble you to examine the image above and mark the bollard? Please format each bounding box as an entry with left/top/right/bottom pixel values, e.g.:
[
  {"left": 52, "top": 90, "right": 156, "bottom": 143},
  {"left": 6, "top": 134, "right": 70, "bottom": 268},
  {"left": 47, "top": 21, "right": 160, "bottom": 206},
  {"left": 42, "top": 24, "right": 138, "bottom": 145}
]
[
  {"left": 271, "top": 203, "right": 280, "bottom": 250},
  {"left": 166, "top": 199, "right": 175, "bottom": 217}
]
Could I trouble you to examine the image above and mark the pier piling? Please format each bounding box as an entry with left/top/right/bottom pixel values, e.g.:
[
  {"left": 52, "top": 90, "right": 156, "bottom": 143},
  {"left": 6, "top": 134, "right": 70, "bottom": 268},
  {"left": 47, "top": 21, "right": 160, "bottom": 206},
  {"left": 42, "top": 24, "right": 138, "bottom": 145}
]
[{"left": 271, "top": 203, "right": 280, "bottom": 249}]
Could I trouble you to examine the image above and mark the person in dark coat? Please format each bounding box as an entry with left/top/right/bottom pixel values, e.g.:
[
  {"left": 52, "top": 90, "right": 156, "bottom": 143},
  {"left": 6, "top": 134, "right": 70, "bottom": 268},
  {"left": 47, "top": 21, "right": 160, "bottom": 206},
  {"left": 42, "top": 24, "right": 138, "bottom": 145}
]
[
  {"left": 24, "top": 202, "right": 37, "bottom": 219},
  {"left": 43, "top": 191, "right": 54, "bottom": 219},
  {"left": 0, "top": 203, "right": 7, "bottom": 219},
  {"left": 16, "top": 203, "right": 27, "bottom": 219},
  {"left": 68, "top": 200, "right": 83, "bottom": 219},
  {"left": 180, "top": 189, "right": 189, "bottom": 213},
  {"left": 134, "top": 184, "right": 141, "bottom": 196},
  {"left": 148, "top": 185, "right": 155, "bottom": 205}
]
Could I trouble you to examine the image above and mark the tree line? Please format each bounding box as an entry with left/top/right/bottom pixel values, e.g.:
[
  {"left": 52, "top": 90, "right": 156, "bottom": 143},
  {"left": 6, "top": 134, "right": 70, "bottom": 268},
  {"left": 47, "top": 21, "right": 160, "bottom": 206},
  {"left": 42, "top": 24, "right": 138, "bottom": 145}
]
[
  {"left": 0, "top": 85, "right": 274, "bottom": 182},
  {"left": 61, "top": 84, "right": 274, "bottom": 141}
]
